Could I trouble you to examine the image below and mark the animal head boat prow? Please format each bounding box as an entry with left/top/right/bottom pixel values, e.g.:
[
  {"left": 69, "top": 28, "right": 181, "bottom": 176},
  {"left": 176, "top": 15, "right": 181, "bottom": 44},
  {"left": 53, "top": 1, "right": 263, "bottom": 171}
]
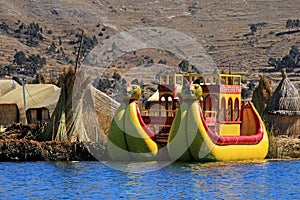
[
  {"left": 117, "top": 78, "right": 142, "bottom": 101},
  {"left": 181, "top": 78, "right": 203, "bottom": 101}
]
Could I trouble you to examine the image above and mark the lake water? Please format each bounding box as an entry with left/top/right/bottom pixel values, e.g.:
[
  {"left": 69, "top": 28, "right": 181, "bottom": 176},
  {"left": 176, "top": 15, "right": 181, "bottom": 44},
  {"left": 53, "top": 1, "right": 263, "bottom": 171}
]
[{"left": 0, "top": 160, "right": 299, "bottom": 199}]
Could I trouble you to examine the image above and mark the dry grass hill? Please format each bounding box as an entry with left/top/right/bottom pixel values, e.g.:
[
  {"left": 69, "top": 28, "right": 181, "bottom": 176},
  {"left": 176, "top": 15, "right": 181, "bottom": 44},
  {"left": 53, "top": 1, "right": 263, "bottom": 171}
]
[{"left": 0, "top": 0, "right": 300, "bottom": 93}]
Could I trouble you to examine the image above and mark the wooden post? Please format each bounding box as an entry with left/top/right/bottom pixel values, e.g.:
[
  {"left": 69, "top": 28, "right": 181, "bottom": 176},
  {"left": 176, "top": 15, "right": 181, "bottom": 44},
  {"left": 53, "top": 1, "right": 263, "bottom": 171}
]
[
  {"left": 21, "top": 78, "right": 27, "bottom": 125},
  {"left": 75, "top": 30, "right": 84, "bottom": 73},
  {"left": 52, "top": 116, "right": 55, "bottom": 141}
]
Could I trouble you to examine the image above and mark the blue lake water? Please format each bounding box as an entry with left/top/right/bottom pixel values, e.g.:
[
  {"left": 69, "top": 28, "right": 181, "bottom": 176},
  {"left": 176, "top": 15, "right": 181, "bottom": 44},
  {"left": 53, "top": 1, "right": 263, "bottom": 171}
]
[{"left": 0, "top": 160, "right": 299, "bottom": 199}]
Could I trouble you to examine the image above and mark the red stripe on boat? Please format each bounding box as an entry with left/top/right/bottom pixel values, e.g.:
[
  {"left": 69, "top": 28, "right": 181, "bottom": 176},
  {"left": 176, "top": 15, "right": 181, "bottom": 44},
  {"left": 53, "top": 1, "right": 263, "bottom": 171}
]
[
  {"left": 200, "top": 101, "right": 264, "bottom": 145},
  {"left": 135, "top": 102, "right": 156, "bottom": 140}
]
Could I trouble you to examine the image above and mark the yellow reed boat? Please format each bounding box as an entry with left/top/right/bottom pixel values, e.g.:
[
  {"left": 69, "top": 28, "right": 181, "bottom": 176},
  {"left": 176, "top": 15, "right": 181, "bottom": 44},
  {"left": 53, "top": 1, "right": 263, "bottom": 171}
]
[{"left": 107, "top": 73, "right": 269, "bottom": 162}]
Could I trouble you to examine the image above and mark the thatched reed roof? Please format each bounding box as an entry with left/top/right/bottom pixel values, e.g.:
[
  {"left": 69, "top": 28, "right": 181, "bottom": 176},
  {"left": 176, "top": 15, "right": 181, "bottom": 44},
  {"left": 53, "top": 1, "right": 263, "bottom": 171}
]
[
  {"left": 39, "top": 67, "right": 119, "bottom": 143},
  {"left": 91, "top": 86, "right": 119, "bottom": 135},
  {"left": 27, "top": 88, "right": 61, "bottom": 111},
  {"left": 38, "top": 68, "right": 83, "bottom": 142},
  {"left": 252, "top": 75, "right": 273, "bottom": 116},
  {"left": 265, "top": 70, "right": 300, "bottom": 116},
  {"left": 0, "top": 79, "right": 20, "bottom": 97}
]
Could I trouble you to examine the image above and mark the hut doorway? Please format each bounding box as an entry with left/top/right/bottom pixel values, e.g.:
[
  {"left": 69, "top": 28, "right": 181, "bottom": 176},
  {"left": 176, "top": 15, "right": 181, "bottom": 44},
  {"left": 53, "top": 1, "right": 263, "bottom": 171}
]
[
  {"left": 0, "top": 104, "right": 20, "bottom": 125},
  {"left": 26, "top": 108, "right": 50, "bottom": 124}
]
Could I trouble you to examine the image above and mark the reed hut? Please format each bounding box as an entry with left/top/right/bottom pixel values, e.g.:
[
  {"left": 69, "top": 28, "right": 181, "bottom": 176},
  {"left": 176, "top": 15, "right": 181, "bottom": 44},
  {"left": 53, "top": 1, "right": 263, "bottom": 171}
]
[
  {"left": 264, "top": 70, "right": 300, "bottom": 137},
  {"left": 0, "top": 84, "right": 59, "bottom": 125},
  {"left": 26, "top": 89, "right": 61, "bottom": 124},
  {"left": 38, "top": 68, "right": 119, "bottom": 143}
]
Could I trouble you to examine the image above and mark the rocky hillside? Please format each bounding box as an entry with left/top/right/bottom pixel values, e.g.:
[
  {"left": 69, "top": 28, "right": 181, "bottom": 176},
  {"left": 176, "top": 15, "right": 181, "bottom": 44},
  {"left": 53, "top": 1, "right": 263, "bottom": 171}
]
[{"left": 0, "top": 0, "right": 299, "bottom": 90}]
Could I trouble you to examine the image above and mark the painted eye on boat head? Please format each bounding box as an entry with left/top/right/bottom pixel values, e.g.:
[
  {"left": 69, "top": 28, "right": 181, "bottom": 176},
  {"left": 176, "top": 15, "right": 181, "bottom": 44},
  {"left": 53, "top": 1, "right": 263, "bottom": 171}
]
[
  {"left": 194, "top": 85, "right": 199, "bottom": 89},
  {"left": 132, "top": 85, "right": 137, "bottom": 90}
]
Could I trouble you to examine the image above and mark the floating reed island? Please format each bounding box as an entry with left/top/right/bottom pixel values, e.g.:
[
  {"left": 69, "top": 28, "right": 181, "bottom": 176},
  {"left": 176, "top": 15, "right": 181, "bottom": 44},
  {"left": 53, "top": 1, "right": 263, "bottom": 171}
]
[
  {"left": 0, "top": 68, "right": 116, "bottom": 161},
  {"left": 0, "top": 68, "right": 300, "bottom": 161},
  {"left": 0, "top": 123, "right": 96, "bottom": 161}
]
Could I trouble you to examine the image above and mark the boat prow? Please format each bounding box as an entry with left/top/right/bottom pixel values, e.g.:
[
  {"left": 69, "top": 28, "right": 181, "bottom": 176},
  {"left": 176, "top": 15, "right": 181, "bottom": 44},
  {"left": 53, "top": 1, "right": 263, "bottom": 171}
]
[
  {"left": 168, "top": 99, "right": 268, "bottom": 162},
  {"left": 197, "top": 101, "right": 269, "bottom": 161},
  {"left": 107, "top": 82, "right": 158, "bottom": 161},
  {"left": 167, "top": 74, "right": 268, "bottom": 162}
]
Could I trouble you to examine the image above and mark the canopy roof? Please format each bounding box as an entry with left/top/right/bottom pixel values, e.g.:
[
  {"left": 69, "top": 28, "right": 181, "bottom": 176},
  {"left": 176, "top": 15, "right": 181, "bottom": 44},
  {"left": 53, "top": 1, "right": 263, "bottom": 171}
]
[
  {"left": 147, "top": 90, "right": 160, "bottom": 102},
  {"left": 147, "top": 90, "right": 180, "bottom": 102}
]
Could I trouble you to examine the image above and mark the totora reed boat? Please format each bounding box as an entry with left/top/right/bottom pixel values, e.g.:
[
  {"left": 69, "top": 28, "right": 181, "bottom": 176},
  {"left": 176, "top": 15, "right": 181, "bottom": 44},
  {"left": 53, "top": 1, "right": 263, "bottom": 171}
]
[{"left": 107, "top": 73, "right": 269, "bottom": 162}]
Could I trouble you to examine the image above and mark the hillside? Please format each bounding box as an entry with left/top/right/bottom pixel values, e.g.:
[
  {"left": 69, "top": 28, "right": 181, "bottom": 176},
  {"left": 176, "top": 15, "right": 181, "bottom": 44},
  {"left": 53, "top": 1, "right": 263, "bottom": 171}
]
[{"left": 0, "top": 0, "right": 300, "bottom": 92}]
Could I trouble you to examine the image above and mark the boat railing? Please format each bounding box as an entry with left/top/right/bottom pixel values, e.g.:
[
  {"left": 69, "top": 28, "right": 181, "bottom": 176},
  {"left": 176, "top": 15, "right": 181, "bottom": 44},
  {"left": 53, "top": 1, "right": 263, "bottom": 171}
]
[
  {"left": 159, "top": 73, "right": 241, "bottom": 87},
  {"left": 203, "top": 110, "right": 217, "bottom": 126},
  {"left": 140, "top": 109, "right": 177, "bottom": 117},
  {"left": 203, "top": 110, "right": 217, "bottom": 119},
  {"left": 141, "top": 109, "right": 176, "bottom": 135}
]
